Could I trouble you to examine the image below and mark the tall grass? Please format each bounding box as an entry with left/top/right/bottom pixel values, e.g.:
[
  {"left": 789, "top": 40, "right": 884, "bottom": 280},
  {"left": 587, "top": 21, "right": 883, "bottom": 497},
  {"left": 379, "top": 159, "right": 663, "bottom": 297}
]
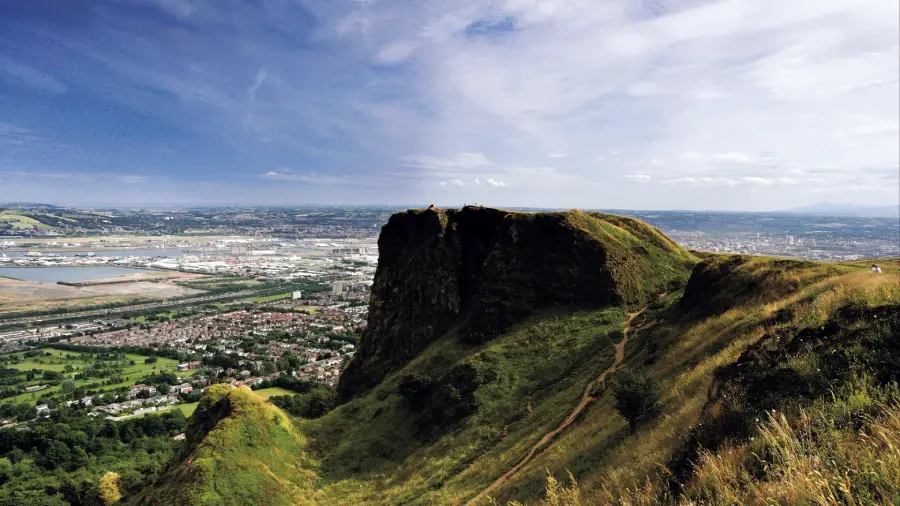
[
  {"left": 512, "top": 400, "right": 900, "bottom": 506},
  {"left": 504, "top": 472, "right": 583, "bottom": 506},
  {"left": 504, "top": 265, "right": 899, "bottom": 506},
  {"left": 687, "top": 401, "right": 900, "bottom": 505}
]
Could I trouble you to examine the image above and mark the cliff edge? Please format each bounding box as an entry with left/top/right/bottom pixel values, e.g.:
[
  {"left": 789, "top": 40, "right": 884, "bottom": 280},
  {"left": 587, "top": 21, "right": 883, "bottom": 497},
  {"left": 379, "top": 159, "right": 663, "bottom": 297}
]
[{"left": 338, "top": 206, "right": 695, "bottom": 399}]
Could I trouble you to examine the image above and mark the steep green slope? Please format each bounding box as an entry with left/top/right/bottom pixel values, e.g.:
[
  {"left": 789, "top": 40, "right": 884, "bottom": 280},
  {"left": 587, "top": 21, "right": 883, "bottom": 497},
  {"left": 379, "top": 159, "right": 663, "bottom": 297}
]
[
  {"left": 131, "top": 385, "right": 319, "bottom": 506},
  {"left": 132, "top": 208, "right": 900, "bottom": 506},
  {"left": 308, "top": 307, "right": 630, "bottom": 504}
]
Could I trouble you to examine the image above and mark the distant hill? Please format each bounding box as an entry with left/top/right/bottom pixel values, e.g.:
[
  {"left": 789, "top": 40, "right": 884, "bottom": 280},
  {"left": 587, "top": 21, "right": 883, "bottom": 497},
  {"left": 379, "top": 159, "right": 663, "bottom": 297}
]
[
  {"left": 132, "top": 207, "right": 900, "bottom": 505},
  {"left": 788, "top": 202, "right": 900, "bottom": 217}
]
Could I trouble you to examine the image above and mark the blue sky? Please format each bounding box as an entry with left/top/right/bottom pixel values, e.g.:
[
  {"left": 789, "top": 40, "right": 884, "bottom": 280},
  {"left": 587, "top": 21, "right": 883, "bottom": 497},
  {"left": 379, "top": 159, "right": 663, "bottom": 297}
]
[{"left": 0, "top": 0, "right": 897, "bottom": 209}]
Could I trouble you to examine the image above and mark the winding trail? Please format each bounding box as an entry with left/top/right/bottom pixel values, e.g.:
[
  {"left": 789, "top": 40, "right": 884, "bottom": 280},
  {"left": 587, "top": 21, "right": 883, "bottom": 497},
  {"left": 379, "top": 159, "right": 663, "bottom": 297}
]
[{"left": 465, "top": 310, "right": 644, "bottom": 506}]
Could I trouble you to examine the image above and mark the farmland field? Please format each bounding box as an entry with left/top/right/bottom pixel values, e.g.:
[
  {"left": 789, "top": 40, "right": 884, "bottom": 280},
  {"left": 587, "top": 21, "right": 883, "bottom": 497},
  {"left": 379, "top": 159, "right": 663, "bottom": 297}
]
[{"left": 0, "top": 211, "right": 55, "bottom": 231}]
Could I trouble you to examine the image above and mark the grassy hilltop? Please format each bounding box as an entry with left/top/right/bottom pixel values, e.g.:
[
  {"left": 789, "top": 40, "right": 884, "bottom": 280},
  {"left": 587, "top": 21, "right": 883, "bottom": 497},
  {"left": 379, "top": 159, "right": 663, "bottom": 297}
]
[
  {"left": 130, "top": 385, "right": 319, "bottom": 506},
  {"left": 130, "top": 208, "right": 900, "bottom": 505}
]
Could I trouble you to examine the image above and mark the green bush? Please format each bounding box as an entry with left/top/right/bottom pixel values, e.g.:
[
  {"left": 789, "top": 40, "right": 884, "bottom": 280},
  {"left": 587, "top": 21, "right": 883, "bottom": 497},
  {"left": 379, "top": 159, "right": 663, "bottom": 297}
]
[{"left": 613, "top": 369, "right": 662, "bottom": 432}]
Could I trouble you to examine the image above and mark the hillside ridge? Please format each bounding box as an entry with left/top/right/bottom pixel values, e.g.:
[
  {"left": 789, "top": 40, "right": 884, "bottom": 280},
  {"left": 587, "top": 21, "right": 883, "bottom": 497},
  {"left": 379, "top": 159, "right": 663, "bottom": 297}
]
[
  {"left": 467, "top": 309, "right": 643, "bottom": 505},
  {"left": 129, "top": 208, "right": 899, "bottom": 506},
  {"left": 338, "top": 206, "right": 694, "bottom": 399}
]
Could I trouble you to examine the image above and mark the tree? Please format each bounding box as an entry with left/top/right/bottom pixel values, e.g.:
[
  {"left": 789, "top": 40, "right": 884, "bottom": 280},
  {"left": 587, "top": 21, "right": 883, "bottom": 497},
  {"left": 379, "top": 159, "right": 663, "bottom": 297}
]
[
  {"left": 98, "top": 472, "right": 122, "bottom": 505},
  {"left": 41, "top": 440, "right": 71, "bottom": 470},
  {"left": 60, "top": 380, "right": 77, "bottom": 395},
  {"left": 612, "top": 369, "right": 661, "bottom": 432}
]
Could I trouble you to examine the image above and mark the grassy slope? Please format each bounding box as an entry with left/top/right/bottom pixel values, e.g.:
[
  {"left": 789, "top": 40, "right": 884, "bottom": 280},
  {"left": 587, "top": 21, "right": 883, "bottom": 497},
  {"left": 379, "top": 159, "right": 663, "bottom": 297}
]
[
  {"left": 138, "top": 251, "right": 899, "bottom": 505},
  {"left": 307, "top": 308, "right": 628, "bottom": 504},
  {"left": 303, "top": 255, "right": 898, "bottom": 505},
  {"left": 514, "top": 261, "right": 900, "bottom": 506},
  {"left": 507, "top": 258, "right": 898, "bottom": 501},
  {"left": 514, "top": 401, "right": 900, "bottom": 506},
  {"left": 0, "top": 211, "right": 55, "bottom": 231},
  {"left": 133, "top": 385, "right": 319, "bottom": 506}
]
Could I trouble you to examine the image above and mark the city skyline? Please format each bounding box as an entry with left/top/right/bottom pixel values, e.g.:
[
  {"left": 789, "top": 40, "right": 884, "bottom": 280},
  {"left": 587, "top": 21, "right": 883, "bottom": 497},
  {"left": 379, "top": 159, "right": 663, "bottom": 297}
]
[{"left": 1, "top": 0, "right": 898, "bottom": 210}]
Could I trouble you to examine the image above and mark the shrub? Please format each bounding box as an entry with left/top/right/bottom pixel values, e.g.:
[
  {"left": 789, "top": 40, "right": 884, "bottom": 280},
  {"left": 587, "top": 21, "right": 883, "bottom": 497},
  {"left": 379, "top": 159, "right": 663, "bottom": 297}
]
[
  {"left": 98, "top": 471, "right": 122, "bottom": 505},
  {"left": 613, "top": 369, "right": 662, "bottom": 432}
]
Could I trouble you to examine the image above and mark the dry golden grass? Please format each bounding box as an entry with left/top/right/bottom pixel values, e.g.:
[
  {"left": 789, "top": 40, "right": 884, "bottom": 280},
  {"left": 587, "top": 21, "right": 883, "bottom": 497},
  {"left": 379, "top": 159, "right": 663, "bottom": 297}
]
[
  {"left": 510, "top": 266, "right": 899, "bottom": 505},
  {"left": 687, "top": 403, "right": 900, "bottom": 505},
  {"left": 514, "top": 401, "right": 900, "bottom": 506}
]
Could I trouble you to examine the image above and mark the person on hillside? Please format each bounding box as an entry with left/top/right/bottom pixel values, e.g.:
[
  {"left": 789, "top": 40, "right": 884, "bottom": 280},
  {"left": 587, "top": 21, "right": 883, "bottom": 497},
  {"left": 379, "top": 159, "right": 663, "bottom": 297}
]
[{"left": 871, "top": 264, "right": 882, "bottom": 273}]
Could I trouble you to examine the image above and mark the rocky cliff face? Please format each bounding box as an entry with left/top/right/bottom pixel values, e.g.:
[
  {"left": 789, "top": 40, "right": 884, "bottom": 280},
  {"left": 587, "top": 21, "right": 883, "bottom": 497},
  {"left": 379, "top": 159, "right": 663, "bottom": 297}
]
[{"left": 338, "top": 206, "right": 694, "bottom": 399}]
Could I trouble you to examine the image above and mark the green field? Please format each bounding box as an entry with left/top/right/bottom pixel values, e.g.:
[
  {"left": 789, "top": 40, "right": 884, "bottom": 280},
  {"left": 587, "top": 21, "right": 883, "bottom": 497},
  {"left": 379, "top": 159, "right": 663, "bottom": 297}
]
[
  {"left": 0, "top": 211, "right": 54, "bottom": 231},
  {"left": 128, "top": 401, "right": 199, "bottom": 419},
  {"left": 244, "top": 292, "right": 292, "bottom": 304},
  {"left": 252, "top": 386, "right": 296, "bottom": 399},
  {"left": 174, "top": 402, "right": 198, "bottom": 416},
  {"left": 129, "top": 388, "right": 293, "bottom": 420},
  {"left": 6, "top": 360, "right": 69, "bottom": 372},
  {"left": 0, "top": 348, "right": 195, "bottom": 406}
]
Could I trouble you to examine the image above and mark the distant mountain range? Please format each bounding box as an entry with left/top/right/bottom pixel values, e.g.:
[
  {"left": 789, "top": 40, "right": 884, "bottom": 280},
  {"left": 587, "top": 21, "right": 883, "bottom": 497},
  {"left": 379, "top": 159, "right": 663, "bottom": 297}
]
[{"left": 787, "top": 202, "right": 900, "bottom": 218}]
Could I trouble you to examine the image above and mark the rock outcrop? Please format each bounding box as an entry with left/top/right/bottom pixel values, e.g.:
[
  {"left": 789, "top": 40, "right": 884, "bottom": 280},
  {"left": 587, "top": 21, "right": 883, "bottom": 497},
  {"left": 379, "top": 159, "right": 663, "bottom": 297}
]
[{"left": 338, "top": 206, "right": 694, "bottom": 399}]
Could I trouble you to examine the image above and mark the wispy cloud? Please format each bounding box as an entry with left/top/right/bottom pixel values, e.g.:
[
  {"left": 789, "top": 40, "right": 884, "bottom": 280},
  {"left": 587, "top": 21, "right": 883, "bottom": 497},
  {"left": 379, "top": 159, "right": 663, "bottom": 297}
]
[
  {"left": 0, "top": 58, "right": 66, "bottom": 94},
  {"left": 261, "top": 170, "right": 351, "bottom": 185},
  {"left": 660, "top": 176, "right": 800, "bottom": 187},
  {"left": 400, "top": 152, "right": 494, "bottom": 170},
  {"left": 0, "top": 171, "right": 153, "bottom": 184}
]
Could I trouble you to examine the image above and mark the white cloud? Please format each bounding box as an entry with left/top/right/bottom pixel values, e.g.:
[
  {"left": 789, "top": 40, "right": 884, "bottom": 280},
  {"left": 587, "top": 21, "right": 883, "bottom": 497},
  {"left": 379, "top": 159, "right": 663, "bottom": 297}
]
[
  {"left": 127, "top": 0, "right": 197, "bottom": 19},
  {"left": 709, "top": 152, "right": 757, "bottom": 164},
  {"left": 322, "top": 0, "right": 898, "bottom": 208},
  {"left": 837, "top": 121, "right": 900, "bottom": 137},
  {"left": 401, "top": 152, "right": 494, "bottom": 170},
  {"left": 247, "top": 68, "right": 268, "bottom": 101},
  {"left": 375, "top": 41, "right": 419, "bottom": 64},
  {"left": 486, "top": 178, "right": 506, "bottom": 187}
]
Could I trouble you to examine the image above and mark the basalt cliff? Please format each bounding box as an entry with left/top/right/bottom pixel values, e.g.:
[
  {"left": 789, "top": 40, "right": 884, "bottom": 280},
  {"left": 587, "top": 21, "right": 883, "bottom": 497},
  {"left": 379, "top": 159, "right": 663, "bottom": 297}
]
[{"left": 337, "top": 206, "right": 694, "bottom": 399}]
